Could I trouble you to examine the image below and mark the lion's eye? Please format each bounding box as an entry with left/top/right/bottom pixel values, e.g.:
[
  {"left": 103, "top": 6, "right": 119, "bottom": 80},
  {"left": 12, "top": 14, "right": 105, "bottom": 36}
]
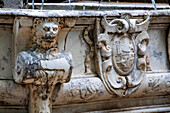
[
  {"left": 43, "top": 26, "right": 49, "bottom": 31},
  {"left": 53, "top": 27, "right": 58, "bottom": 31}
]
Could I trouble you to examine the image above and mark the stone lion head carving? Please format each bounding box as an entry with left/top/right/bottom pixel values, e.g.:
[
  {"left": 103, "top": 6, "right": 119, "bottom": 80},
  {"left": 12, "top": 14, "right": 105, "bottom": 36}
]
[{"left": 32, "top": 18, "right": 64, "bottom": 49}]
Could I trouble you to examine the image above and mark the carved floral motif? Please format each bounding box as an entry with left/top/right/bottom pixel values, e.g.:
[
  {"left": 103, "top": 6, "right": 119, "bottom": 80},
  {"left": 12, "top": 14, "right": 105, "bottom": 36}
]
[
  {"left": 96, "top": 13, "right": 150, "bottom": 96},
  {"left": 69, "top": 79, "right": 101, "bottom": 100},
  {"left": 146, "top": 75, "right": 170, "bottom": 95}
]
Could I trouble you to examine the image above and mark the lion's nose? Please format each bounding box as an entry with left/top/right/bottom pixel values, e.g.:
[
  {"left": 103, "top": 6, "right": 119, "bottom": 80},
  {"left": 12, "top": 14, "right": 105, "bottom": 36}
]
[
  {"left": 50, "top": 27, "right": 53, "bottom": 32},
  {"left": 49, "top": 32, "right": 56, "bottom": 37}
]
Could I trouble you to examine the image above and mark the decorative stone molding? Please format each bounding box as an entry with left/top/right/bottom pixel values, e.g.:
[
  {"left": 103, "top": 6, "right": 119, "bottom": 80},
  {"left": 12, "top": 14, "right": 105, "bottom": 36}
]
[
  {"left": 96, "top": 13, "right": 150, "bottom": 96},
  {"left": 13, "top": 18, "right": 73, "bottom": 113},
  {"left": 69, "top": 78, "right": 101, "bottom": 100},
  {"left": 83, "top": 25, "right": 95, "bottom": 75}
]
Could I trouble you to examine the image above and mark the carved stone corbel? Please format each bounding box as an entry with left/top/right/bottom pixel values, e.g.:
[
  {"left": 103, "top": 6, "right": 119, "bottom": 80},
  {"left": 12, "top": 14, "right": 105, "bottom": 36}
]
[
  {"left": 13, "top": 18, "right": 73, "bottom": 113},
  {"left": 96, "top": 13, "right": 151, "bottom": 96}
]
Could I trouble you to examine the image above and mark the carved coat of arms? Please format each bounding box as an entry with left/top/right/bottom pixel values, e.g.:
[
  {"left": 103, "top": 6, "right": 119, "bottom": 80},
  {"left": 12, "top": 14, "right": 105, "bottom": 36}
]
[
  {"left": 96, "top": 13, "right": 150, "bottom": 96},
  {"left": 112, "top": 34, "right": 135, "bottom": 75}
]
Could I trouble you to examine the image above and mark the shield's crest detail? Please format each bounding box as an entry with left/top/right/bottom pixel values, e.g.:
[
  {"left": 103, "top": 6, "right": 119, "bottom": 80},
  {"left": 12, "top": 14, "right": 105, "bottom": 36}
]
[
  {"left": 113, "top": 35, "right": 135, "bottom": 75},
  {"left": 96, "top": 13, "right": 151, "bottom": 96}
]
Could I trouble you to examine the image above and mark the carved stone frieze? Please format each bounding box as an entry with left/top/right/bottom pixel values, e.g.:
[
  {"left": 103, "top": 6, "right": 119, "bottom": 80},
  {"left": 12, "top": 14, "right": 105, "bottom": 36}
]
[
  {"left": 145, "top": 74, "right": 170, "bottom": 95},
  {"left": 96, "top": 13, "right": 150, "bottom": 96},
  {"left": 69, "top": 79, "right": 101, "bottom": 100},
  {"left": 13, "top": 18, "right": 73, "bottom": 113}
]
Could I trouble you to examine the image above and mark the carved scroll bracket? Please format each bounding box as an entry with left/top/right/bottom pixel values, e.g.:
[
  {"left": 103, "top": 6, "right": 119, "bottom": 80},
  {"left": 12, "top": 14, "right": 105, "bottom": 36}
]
[
  {"left": 83, "top": 25, "right": 95, "bottom": 75},
  {"left": 13, "top": 18, "right": 73, "bottom": 113},
  {"left": 96, "top": 13, "right": 151, "bottom": 97}
]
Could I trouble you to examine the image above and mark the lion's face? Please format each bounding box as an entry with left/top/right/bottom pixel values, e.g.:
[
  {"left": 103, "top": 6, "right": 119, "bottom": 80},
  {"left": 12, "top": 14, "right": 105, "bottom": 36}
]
[{"left": 34, "top": 22, "right": 59, "bottom": 49}]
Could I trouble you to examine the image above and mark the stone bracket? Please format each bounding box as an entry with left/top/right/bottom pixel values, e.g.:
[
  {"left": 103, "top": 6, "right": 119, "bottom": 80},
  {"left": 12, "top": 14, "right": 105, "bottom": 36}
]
[{"left": 13, "top": 17, "right": 73, "bottom": 113}]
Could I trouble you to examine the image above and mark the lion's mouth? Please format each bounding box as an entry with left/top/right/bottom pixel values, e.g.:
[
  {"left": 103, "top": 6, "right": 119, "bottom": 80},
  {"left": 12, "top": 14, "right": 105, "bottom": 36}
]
[
  {"left": 45, "top": 40, "right": 54, "bottom": 43},
  {"left": 42, "top": 36, "right": 56, "bottom": 39},
  {"left": 42, "top": 38, "right": 56, "bottom": 43}
]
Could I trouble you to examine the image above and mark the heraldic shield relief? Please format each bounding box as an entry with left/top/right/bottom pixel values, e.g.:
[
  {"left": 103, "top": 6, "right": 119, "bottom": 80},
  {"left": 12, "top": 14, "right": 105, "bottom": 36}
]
[
  {"left": 112, "top": 34, "right": 135, "bottom": 75},
  {"left": 96, "top": 13, "right": 150, "bottom": 96}
]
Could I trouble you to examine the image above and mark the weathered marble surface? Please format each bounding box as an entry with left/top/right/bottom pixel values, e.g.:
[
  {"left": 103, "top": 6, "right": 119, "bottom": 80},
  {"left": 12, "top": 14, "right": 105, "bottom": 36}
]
[
  {"left": 147, "top": 29, "right": 169, "bottom": 71},
  {"left": 0, "top": 27, "right": 12, "bottom": 79},
  {"left": 0, "top": 9, "right": 169, "bottom": 112},
  {"left": 0, "top": 9, "right": 169, "bottom": 17}
]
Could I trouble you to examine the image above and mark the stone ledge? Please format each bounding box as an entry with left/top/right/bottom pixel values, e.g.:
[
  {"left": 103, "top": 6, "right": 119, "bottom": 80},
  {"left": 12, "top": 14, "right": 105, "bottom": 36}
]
[
  {"left": 0, "top": 9, "right": 169, "bottom": 17},
  {"left": 0, "top": 98, "right": 169, "bottom": 113},
  {"left": 0, "top": 72, "right": 169, "bottom": 106}
]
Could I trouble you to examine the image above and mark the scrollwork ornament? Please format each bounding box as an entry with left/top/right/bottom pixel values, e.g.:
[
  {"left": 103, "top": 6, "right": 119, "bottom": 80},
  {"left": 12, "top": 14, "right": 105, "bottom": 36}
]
[
  {"left": 96, "top": 13, "right": 150, "bottom": 96},
  {"left": 83, "top": 25, "right": 95, "bottom": 74}
]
